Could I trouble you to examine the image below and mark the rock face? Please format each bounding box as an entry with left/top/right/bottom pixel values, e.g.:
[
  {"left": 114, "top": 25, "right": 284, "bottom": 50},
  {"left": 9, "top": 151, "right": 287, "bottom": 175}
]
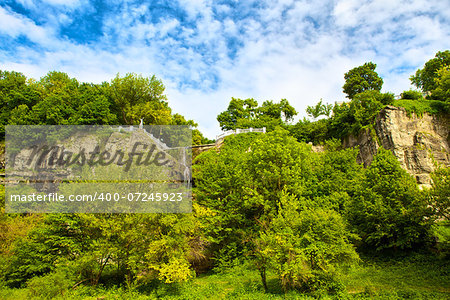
[{"left": 343, "top": 105, "right": 450, "bottom": 186}]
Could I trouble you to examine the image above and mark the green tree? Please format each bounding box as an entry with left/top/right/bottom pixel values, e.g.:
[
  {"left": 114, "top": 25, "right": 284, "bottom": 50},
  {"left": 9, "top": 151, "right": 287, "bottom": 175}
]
[
  {"left": 304, "top": 141, "right": 363, "bottom": 212},
  {"left": 328, "top": 90, "right": 392, "bottom": 138},
  {"left": 27, "top": 71, "right": 81, "bottom": 125},
  {"left": 0, "top": 70, "right": 41, "bottom": 137},
  {"left": 110, "top": 73, "right": 170, "bottom": 125},
  {"left": 257, "top": 99, "right": 297, "bottom": 122},
  {"left": 411, "top": 50, "right": 450, "bottom": 93},
  {"left": 431, "top": 67, "right": 450, "bottom": 103},
  {"left": 2, "top": 213, "right": 200, "bottom": 287},
  {"left": 69, "top": 83, "right": 117, "bottom": 124},
  {"left": 254, "top": 191, "right": 359, "bottom": 292},
  {"left": 246, "top": 127, "right": 313, "bottom": 216},
  {"left": 348, "top": 147, "right": 432, "bottom": 251},
  {"left": 193, "top": 133, "right": 259, "bottom": 266},
  {"left": 343, "top": 62, "right": 383, "bottom": 99},
  {"left": 217, "top": 98, "right": 297, "bottom": 131},
  {"left": 306, "top": 99, "right": 333, "bottom": 119},
  {"left": 289, "top": 117, "right": 330, "bottom": 144},
  {"left": 428, "top": 167, "right": 450, "bottom": 221},
  {"left": 349, "top": 90, "right": 385, "bottom": 132},
  {"left": 216, "top": 98, "right": 258, "bottom": 130},
  {"left": 401, "top": 90, "right": 423, "bottom": 100},
  {"left": 328, "top": 102, "right": 354, "bottom": 139}
]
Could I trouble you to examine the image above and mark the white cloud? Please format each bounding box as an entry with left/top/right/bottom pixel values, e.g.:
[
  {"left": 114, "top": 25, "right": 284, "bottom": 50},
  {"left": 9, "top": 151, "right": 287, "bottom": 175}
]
[{"left": 0, "top": 6, "right": 59, "bottom": 47}]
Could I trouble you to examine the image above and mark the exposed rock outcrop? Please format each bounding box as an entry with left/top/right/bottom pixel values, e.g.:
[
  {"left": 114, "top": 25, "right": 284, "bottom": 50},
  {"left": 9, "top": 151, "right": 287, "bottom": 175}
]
[{"left": 344, "top": 105, "right": 450, "bottom": 186}]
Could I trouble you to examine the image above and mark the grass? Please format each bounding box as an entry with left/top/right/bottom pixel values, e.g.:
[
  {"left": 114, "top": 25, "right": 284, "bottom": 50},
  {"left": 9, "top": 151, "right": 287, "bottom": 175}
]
[
  {"left": 0, "top": 252, "right": 448, "bottom": 299},
  {"left": 342, "top": 252, "right": 449, "bottom": 298},
  {"left": 393, "top": 99, "right": 449, "bottom": 117}
]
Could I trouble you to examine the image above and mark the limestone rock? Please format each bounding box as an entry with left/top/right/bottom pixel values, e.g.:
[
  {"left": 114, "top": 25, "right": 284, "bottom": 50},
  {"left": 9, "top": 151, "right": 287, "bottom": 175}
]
[{"left": 345, "top": 105, "right": 450, "bottom": 185}]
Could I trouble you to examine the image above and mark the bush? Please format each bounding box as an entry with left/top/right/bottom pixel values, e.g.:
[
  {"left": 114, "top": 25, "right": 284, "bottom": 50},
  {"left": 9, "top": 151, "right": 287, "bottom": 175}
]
[
  {"left": 401, "top": 90, "right": 423, "bottom": 100},
  {"left": 27, "top": 267, "right": 75, "bottom": 299}
]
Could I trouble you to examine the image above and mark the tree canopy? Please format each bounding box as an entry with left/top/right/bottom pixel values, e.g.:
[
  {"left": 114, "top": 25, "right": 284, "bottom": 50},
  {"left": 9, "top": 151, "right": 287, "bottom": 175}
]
[
  {"left": 343, "top": 62, "right": 383, "bottom": 99},
  {"left": 0, "top": 71, "right": 206, "bottom": 142},
  {"left": 217, "top": 98, "right": 297, "bottom": 131},
  {"left": 411, "top": 50, "right": 450, "bottom": 93}
]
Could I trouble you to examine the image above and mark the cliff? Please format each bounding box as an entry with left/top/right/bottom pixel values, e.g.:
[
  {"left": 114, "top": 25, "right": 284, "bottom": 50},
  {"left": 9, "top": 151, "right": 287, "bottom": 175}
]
[{"left": 343, "top": 105, "right": 450, "bottom": 186}]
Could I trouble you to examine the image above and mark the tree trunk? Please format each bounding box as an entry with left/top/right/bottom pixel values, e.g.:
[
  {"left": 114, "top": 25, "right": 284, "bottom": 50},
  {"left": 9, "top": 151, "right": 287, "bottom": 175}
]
[
  {"left": 94, "top": 254, "right": 110, "bottom": 286},
  {"left": 260, "top": 267, "right": 268, "bottom": 292}
]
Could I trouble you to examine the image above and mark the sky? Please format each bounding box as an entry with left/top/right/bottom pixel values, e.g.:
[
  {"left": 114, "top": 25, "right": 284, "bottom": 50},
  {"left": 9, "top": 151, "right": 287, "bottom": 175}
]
[{"left": 1, "top": 0, "right": 449, "bottom": 139}]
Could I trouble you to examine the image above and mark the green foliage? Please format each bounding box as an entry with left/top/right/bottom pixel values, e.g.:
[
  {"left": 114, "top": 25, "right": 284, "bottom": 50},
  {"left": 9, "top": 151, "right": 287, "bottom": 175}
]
[
  {"left": 289, "top": 117, "right": 330, "bottom": 144},
  {"left": 306, "top": 99, "right": 333, "bottom": 119},
  {"left": 428, "top": 167, "right": 450, "bottom": 221},
  {"left": 350, "top": 90, "right": 384, "bottom": 130},
  {"left": 217, "top": 98, "right": 296, "bottom": 131},
  {"left": 26, "top": 267, "right": 75, "bottom": 299},
  {"left": 3, "top": 214, "right": 86, "bottom": 287},
  {"left": 193, "top": 133, "right": 260, "bottom": 265},
  {"left": 401, "top": 89, "right": 423, "bottom": 100},
  {"left": 2, "top": 71, "right": 119, "bottom": 128},
  {"left": 304, "top": 142, "right": 363, "bottom": 212},
  {"left": 393, "top": 99, "right": 448, "bottom": 116},
  {"left": 246, "top": 127, "right": 313, "bottom": 216},
  {"left": 217, "top": 97, "right": 258, "bottom": 130},
  {"left": 1, "top": 213, "right": 200, "bottom": 288},
  {"left": 328, "top": 101, "right": 354, "bottom": 139},
  {"left": 1, "top": 69, "right": 209, "bottom": 143},
  {"left": 194, "top": 128, "right": 363, "bottom": 277},
  {"left": 343, "top": 62, "right": 383, "bottom": 99},
  {"left": 0, "top": 70, "right": 40, "bottom": 137},
  {"left": 432, "top": 221, "right": 450, "bottom": 258},
  {"left": 296, "top": 92, "right": 390, "bottom": 144},
  {"left": 411, "top": 50, "right": 450, "bottom": 93},
  {"left": 110, "top": 73, "right": 170, "bottom": 125},
  {"left": 194, "top": 128, "right": 317, "bottom": 269},
  {"left": 254, "top": 192, "right": 359, "bottom": 292},
  {"left": 328, "top": 91, "right": 391, "bottom": 139},
  {"left": 348, "top": 148, "right": 432, "bottom": 251},
  {"left": 431, "top": 67, "right": 450, "bottom": 102}
]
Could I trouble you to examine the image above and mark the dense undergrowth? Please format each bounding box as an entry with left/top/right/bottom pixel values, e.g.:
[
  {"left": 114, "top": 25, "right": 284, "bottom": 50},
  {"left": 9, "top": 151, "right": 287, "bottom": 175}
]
[{"left": 0, "top": 251, "right": 448, "bottom": 299}]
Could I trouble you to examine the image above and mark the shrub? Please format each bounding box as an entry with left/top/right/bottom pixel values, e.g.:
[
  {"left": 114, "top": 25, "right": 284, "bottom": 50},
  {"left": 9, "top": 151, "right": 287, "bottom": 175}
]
[
  {"left": 401, "top": 90, "right": 423, "bottom": 100},
  {"left": 27, "top": 267, "right": 75, "bottom": 299}
]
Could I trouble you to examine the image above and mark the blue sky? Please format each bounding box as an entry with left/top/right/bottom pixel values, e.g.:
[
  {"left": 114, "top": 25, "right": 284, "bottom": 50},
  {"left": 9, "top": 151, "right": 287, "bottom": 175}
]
[{"left": 1, "top": 0, "right": 449, "bottom": 138}]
